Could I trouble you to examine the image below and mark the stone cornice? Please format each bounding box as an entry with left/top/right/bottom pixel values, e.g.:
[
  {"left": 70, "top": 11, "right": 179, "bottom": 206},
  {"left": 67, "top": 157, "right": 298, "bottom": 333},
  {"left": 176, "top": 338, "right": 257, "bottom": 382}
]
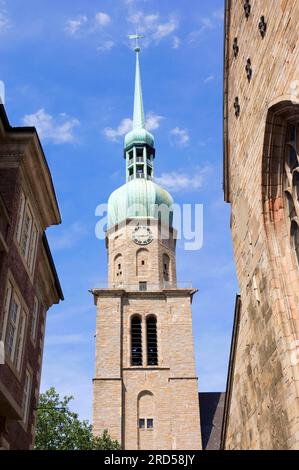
[{"left": 91, "top": 287, "right": 198, "bottom": 304}]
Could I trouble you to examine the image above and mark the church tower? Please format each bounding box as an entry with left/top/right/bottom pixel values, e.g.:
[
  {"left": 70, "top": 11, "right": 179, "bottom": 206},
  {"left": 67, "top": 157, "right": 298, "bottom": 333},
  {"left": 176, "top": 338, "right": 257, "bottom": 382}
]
[{"left": 92, "top": 42, "right": 202, "bottom": 450}]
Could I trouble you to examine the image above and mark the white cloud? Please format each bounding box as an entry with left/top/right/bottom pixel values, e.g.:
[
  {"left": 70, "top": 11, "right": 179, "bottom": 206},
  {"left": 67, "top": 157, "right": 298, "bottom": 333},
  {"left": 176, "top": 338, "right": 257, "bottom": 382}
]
[
  {"left": 0, "top": 10, "right": 10, "bottom": 32},
  {"left": 104, "top": 113, "right": 163, "bottom": 141},
  {"left": 153, "top": 16, "right": 178, "bottom": 41},
  {"left": 65, "top": 12, "right": 111, "bottom": 37},
  {"left": 155, "top": 166, "right": 213, "bottom": 192},
  {"left": 104, "top": 117, "right": 133, "bottom": 141},
  {"left": 127, "top": 10, "right": 179, "bottom": 47},
  {"left": 47, "top": 222, "right": 88, "bottom": 251},
  {"left": 200, "top": 17, "right": 214, "bottom": 30},
  {"left": 95, "top": 12, "right": 111, "bottom": 27},
  {"left": 188, "top": 8, "right": 224, "bottom": 44},
  {"left": 170, "top": 127, "right": 190, "bottom": 146},
  {"left": 213, "top": 8, "right": 224, "bottom": 21},
  {"left": 204, "top": 74, "right": 215, "bottom": 84},
  {"left": 65, "top": 15, "right": 88, "bottom": 35},
  {"left": 22, "top": 108, "right": 79, "bottom": 144},
  {"left": 128, "top": 11, "right": 156, "bottom": 25},
  {"left": 155, "top": 171, "right": 202, "bottom": 192},
  {"left": 172, "top": 36, "right": 180, "bottom": 49},
  {"left": 144, "top": 112, "right": 164, "bottom": 131},
  {"left": 97, "top": 40, "right": 115, "bottom": 52}
]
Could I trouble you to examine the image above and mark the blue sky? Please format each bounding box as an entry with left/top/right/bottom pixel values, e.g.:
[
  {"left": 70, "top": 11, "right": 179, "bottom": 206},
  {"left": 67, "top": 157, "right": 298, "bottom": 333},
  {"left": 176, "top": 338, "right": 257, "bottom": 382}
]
[{"left": 1, "top": 0, "right": 238, "bottom": 420}]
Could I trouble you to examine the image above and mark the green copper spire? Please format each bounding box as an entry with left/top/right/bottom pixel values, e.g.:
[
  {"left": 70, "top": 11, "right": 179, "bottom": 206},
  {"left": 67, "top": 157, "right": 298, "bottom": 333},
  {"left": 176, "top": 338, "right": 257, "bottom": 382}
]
[
  {"left": 133, "top": 48, "right": 145, "bottom": 129},
  {"left": 124, "top": 35, "right": 154, "bottom": 150}
]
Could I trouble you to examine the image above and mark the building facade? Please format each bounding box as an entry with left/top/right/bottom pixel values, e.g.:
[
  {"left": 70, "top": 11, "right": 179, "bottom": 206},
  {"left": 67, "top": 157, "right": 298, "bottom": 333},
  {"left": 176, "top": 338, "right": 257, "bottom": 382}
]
[
  {"left": 0, "top": 104, "right": 63, "bottom": 449},
  {"left": 223, "top": 0, "right": 299, "bottom": 449},
  {"left": 92, "top": 45, "right": 202, "bottom": 450}
]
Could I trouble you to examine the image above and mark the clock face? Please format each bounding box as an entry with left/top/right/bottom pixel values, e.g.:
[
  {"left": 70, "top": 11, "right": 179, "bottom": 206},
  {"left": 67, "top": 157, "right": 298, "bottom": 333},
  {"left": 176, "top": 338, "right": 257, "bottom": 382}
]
[{"left": 132, "top": 225, "right": 154, "bottom": 245}]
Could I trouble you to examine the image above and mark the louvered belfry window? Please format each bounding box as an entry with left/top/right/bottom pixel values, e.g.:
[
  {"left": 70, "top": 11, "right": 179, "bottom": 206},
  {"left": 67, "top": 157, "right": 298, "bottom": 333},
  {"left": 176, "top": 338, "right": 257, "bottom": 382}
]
[
  {"left": 131, "top": 316, "right": 142, "bottom": 366},
  {"left": 284, "top": 123, "right": 299, "bottom": 265},
  {"left": 146, "top": 316, "right": 158, "bottom": 366}
]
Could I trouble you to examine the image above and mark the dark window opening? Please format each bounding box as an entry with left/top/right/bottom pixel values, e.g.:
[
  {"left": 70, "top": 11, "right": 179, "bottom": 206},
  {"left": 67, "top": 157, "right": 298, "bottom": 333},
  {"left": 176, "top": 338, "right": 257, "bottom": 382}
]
[
  {"left": 129, "top": 167, "right": 134, "bottom": 176},
  {"left": 283, "top": 123, "right": 299, "bottom": 269},
  {"left": 147, "top": 167, "right": 152, "bottom": 177},
  {"left": 118, "top": 264, "right": 121, "bottom": 270},
  {"left": 139, "top": 282, "right": 147, "bottom": 291},
  {"left": 292, "top": 222, "right": 299, "bottom": 267},
  {"left": 289, "top": 145, "right": 298, "bottom": 171},
  {"left": 285, "top": 191, "right": 296, "bottom": 220},
  {"left": 139, "top": 418, "right": 145, "bottom": 429},
  {"left": 137, "top": 165, "right": 144, "bottom": 175},
  {"left": 294, "top": 172, "right": 299, "bottom": 203},
  {"left": 128, "top": 150, "right": 133, "bottom": 161},
  {"left": 141, "top": 260, "right": 145, "bottom": 266},
  {"left": 146, "top": 316, "right": 158, "bottom": 366},
  {"left": 136, "top": 148, "right": 144, "bottom": 158},
  {"left": 147, "top": 419, "right": 154, "bottom": 429},
  {"left": 163, "top": 264, "right": 169, "bottom": 281},
  {"left": 131, "top": 316, "right": 142, "bottom": 366},
  {"left": 290, "top": 124, "right": 296, "bottom": 141}
]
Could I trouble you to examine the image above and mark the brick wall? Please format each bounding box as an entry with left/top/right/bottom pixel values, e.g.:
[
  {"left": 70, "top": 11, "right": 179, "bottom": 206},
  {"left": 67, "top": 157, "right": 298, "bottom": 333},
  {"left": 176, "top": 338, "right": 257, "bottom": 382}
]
[
  {"left": 0, "top": 167, "right": 48, "bottom": 449},
  {"left": 223, "top": 0, "right": 299, "bottom": 450}
]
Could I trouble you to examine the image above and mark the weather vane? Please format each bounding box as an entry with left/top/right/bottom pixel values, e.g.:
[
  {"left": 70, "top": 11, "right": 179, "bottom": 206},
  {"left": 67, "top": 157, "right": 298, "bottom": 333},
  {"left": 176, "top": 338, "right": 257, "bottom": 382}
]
[{"left": 128, "top": 31, "right": 144, "bottom": 52}]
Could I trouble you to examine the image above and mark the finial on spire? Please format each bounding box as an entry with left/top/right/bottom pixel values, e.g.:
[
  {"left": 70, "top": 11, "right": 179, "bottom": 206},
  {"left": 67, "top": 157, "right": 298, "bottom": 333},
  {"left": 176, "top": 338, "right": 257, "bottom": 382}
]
[{"left": 128, "top": 31, "right": 144, "bottom": 52}]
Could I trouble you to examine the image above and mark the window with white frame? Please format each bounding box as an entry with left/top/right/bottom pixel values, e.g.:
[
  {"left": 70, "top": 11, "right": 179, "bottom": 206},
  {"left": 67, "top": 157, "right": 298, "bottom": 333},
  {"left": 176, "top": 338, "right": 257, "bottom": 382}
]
[
  {"left": 1, "top": 280, "right": 27, "bottom": 371},
  {"left": 16, "top": 191, "right": 39, "bottom": 274},
  {"left": 22, "top": 369, "right": 32, "bottom": 425},
  {"left": 31, "top": 297, "right": 39, "bottom": 343}
]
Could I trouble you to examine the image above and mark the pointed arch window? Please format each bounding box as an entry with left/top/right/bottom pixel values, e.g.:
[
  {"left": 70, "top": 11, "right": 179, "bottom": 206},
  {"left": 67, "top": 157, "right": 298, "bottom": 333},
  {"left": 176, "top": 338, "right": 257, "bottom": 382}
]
[
  {"left": 146, "top": 316, "right": 158, "bottom": 366},
  {"left": 131, "top": 316, "right": 142, "bottom": 366},
  {"left": 284, "top": 123, "right": 299, "bottom": 266}
]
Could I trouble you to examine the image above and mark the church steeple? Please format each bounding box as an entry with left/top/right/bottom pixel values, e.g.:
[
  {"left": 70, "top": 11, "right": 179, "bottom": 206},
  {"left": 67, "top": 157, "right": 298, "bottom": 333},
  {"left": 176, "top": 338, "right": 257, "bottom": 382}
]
[
  {"left": 124, "top": 38, "right": 155, "bottom": 182},
  {"left": 107, "top": 39, "right": 174, "bottom": 229},
  {"left": 93, "top": 41, "right": 201, "bottom": 451}
]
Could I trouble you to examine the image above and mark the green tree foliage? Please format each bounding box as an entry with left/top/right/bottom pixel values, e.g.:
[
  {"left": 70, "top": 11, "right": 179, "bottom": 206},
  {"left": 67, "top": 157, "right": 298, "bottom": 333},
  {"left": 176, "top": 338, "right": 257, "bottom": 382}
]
[{"left": 35, "top": 387, "right": 120, "bottom": 450}]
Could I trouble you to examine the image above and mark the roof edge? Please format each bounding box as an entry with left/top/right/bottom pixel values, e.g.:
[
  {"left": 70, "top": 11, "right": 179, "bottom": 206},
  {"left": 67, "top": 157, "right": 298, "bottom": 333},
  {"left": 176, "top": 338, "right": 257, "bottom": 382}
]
[
  {"left": 220, "top": 294, "right": 241, "bottom": 449},
  {"left": 42, "top": 233, "right": 64, "bottom": 301}
]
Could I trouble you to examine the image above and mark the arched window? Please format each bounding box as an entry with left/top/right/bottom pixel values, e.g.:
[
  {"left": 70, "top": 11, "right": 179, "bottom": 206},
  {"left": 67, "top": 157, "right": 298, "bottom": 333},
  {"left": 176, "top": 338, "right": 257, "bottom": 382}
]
[
  {"left": 137, "top": 391, "right": 155, "bottom": 450},
  {"left": 146, "top": 316, "right": 158, "bottom": 366},
  {"left": 136, "top": 248, "right": 149, "bottom": 277},
  {"left": 283, "top": 123, "right": 299, "bottom": 266},
  {"left": 131, "top": 316, "right": 142, "bottom": 366},
  {"left": 114, "top": 254, "right": 123, "bottom": 282},
  {"left": 163, "top": 253, "right": 170, "bottom": 283}
]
